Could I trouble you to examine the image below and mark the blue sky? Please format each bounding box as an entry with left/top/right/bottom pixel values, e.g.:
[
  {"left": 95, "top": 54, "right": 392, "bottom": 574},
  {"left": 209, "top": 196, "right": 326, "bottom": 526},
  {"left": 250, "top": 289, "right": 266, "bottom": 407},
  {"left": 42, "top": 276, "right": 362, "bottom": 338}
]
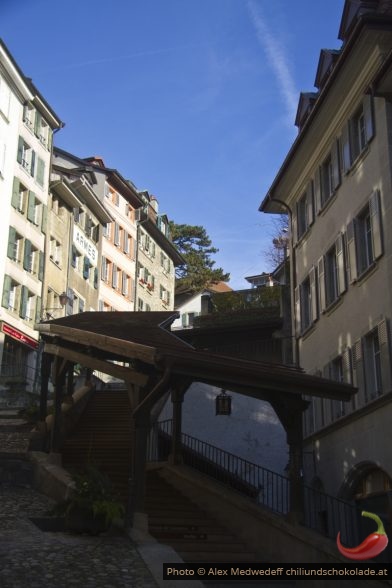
[{"left": 2, "top": 0, "right": 344, "bottom": 289}]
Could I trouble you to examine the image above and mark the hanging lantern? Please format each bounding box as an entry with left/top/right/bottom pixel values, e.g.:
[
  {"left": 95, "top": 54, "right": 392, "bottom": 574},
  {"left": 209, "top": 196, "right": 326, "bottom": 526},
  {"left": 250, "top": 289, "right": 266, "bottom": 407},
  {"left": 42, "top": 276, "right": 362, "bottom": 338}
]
[{"left": 215, "top": 389, "right": 232, "bottom": 415}]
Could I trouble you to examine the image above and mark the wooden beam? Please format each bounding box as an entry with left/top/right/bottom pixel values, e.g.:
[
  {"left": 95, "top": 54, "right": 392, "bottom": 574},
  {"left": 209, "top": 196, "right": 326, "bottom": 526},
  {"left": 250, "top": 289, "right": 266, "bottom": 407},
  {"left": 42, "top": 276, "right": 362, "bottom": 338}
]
[
  {"left": 39, "top": 324, "right": 157, "bottom": 364},
  {"left": 44, "top": 343, "right": 149, "bottom": 386}
]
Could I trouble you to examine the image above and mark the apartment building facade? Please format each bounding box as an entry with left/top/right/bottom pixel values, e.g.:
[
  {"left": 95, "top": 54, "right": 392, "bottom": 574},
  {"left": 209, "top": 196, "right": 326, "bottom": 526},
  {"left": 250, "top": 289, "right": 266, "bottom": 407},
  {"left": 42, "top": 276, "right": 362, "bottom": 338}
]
[
  {"left": 260, "top": 0, "right": 392, "bottom": 504},
  {"left": 0, "top": 40, "right": 62, "bottom": 397}
]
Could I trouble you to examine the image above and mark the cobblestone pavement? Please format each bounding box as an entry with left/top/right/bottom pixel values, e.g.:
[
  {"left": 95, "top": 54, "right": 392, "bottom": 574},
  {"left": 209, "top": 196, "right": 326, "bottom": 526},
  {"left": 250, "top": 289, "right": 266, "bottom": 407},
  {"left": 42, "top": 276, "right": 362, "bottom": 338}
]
[
  {"left": 0, "top": 484, "right": 159, "bottom": 588},
  {"left": 0, "top": 418, "right": 159, "bottom": 588}
]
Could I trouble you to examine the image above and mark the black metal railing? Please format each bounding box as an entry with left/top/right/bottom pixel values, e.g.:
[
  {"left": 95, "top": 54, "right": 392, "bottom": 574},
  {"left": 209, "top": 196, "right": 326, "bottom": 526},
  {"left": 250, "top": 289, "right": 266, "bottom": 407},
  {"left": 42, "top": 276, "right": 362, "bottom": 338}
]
[{"left": 147, "top": 419, "right": 362, "bottom": 545}]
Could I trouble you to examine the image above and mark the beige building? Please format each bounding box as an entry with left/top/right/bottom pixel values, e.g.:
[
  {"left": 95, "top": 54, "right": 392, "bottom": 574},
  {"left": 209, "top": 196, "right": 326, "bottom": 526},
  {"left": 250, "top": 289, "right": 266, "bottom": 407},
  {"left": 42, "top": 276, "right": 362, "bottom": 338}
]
[
  {"left": 260, "top": 0, "right": 392, "bottom": 508},
  {"left": 0, "top": 40, "right": 62, "bottom": 402},
  {"left": 135, "top": 191, "right": 184, "bottom": 311}
]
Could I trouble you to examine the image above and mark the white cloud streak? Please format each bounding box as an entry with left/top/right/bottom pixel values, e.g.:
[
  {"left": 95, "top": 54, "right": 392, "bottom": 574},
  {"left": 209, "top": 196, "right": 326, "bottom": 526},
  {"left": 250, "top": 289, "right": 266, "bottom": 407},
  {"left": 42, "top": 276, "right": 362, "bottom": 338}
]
[{"left": 247, "top": 0, "right": 298, "bottom": 121}]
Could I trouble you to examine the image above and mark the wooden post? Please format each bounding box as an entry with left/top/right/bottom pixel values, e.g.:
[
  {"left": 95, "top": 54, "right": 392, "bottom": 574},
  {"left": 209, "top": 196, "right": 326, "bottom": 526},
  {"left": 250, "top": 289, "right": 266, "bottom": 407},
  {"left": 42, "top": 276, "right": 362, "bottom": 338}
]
[
  {"left": 39, "top": 351, "right": 52, "bottom": 421},
  {"left": 170, "top": 386, "right": 184, "bottom": 465},
  {"left": 50, "top": 357, "right": 67, "bottom": 453}
]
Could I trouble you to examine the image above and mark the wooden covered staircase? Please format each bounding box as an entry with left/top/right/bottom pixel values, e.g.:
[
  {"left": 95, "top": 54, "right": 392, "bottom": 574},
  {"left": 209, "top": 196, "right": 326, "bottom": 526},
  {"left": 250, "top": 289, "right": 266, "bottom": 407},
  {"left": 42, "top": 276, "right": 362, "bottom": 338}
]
[{"left": 61, "top": 388, "right": 132, "bottom": 502}]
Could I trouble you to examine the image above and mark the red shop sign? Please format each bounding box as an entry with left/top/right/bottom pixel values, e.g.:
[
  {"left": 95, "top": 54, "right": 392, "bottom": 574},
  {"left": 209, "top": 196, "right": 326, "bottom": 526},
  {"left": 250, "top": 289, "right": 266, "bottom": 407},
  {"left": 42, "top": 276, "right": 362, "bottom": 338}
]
[{"left": 1, "top": 323, "right": 39, "bottom": 349}]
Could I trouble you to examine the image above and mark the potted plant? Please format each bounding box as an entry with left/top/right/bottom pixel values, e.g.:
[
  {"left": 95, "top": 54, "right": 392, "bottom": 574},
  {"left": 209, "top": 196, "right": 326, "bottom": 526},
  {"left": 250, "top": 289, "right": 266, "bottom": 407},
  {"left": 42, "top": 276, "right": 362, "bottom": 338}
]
[{"left": 56, "top": 465, "right": 125, "bottom": 534}]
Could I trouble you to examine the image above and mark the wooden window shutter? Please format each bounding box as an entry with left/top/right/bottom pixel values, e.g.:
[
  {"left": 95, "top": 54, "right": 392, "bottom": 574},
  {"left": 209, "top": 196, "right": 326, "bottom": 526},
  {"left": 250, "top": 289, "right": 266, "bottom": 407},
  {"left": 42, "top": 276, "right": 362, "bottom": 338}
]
[
  {"left": 346, "top": 219, "right": 358, "bottom": 283},
  {"left": 36, "top": 157, "right": 45, "bottom": 186},
  {"left": 27, "top": 191, "right": 35, "bottom": 223},
  {"left": 378, "top": 319, "right": 392, "bottom": 394},
  {"left": 294, "top": 285, "right": 301, "bottom": 336},
  {"left": 353, "top": 338, "right": 365, "bottom": 405},
  {"left": 38, "top": 251, "right": 44, "bottom": 281},
  {"left": 369, "top": 190, "right": 383, "bottom": 260},
  {"left": 335, "top": 233, "right": 346, "bottom": 295},
  {"left": 2, "top": 275, "right": 11, "bottom": 308},
  {"left": 11, "top": 177, "right": 20, "bottom": 208},
  {"left": 342, "top": 347, "right": 352, "bottom": 384},
  {"left": 341, "top": 121, "right": 351, "bottom": 173},
  {"left": 23, "top": 239, "right": 32, "bottom": 271},
  {"left": 363, "top": 95, "right": 374, "bottom": 143},
  {"left": 314, "top": 167, "right": 322, "bottom": 214},
  {"left": 19, "top": 285, "right": 28, "bottom": 318},
  {"left": 331, "top": 139, "right": 341, "bottom": 191},
  {"left": 309, "top": 265, "right": 318, "bottom": 322},
  {"left": 306, "top": 180, "right": 314, "bottom": 227},
  {"left": 41, "top": 204, "right": 47, "bottom": 234},
  {"left": 7, "top": 227, "right": 16, "bottom": 260},
  {"left": 317, "top": 256, "right": 326, "bottom": 313}
]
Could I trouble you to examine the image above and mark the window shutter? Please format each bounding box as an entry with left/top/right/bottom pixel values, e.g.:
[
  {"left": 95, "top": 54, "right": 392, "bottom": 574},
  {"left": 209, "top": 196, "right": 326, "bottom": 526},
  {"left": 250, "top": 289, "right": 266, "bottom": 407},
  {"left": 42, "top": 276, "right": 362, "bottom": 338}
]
[
  {"left": 83, "top": 257, "right": 90, "bottom": 279},
  {"left": 11, "top": 177, "right": 20, "bottom": 208},
  {"left": 335, "top": 233, "right": 346, "bottom": 295},
  {"left": 331, "top": 139, "right": 341, "bottom": 191},
  {"left": 314, "top": 168, "right": 321, "bottom": 214},
  {"left": 94, "top": 267, "right": 98, "bottom": 289},
  {"left": 2, "top": 275, "right": 11, "bottom": 308},
  {"left": 353, "top": 338, "right": 365, "bottom": 405},
  {"left": 129, "top": 277, "right": 134, "bottom": 301},
  {"left": 41, "top": 204, "right": 47, "bottom": 234},
  {"left": 17, "top": 136, "right": 24, "bottom": 164},
  {"left": 309, "top": 265, "right": 318, "bottom": 322},
  {"left": 92, "top": 224, "right": 99, "bottom": 242},
  {"left": 30, "top": 150, "right": 36, "bottom": 177},
  {"left": 27, "top": 191, "right": 35, "bottom": 223},
  {"left": 378, "top": 319, "right": 392, "bottom": 394},
  {"left": 306, "top": 180, "right": 314, "bottom": 227},
  {"left": 34, "top": 112, "right": 42, "bottom": 137},
  {"left": 341, "top": 122, "right": 351, "bottom": 173},
  {"left": 317, "top": 256, "right": 326, "bottom": 313},
  {"left": 369, "top": 190, "right": 382, "bottom": 260},
  {"left": 38, "top": 251, "right": 44, "bottom": 281},
  {"left": 71, "top": 245, "right": 77, "bottom": 268},
  {"left": 101, "top": 257, "right": 107, "bottom": 280},
  {"left": 19, "top": 285, "right": 28, "bottom": 318},
  {"left": 292, "top": 208, "right": 298, "bottom": 245},
  {"left": 66, "top": 288, "right": 74, "bottom": 316},
  {"left": 346, "top": 219, "right": 358, "bottom": 283},
  {"left": 23, "top": 239, "right": 32, "bottom": 271},
  {"left": 36, "top": 157, "right": 45, "bottom": 186},
  {"left": 35, "top": 296, "right": 42, "bottom": 323},
  {"left": 114, "top": 223, "right": 120, "bottom": 245},
  {"left": 79, "top": 299, "right": 85, "bottom": 313},
  {"left": 363, "top": 95, "right": 374, "bottom": 143},
  {"left": 7, "top": 227, "right": 16, "bottom": 260},
  {"left": 294, "top": 285, "right": 301, "bottom": 336},
  {"left": 342, "top": 347, "right": 352, "bottom": 384}
]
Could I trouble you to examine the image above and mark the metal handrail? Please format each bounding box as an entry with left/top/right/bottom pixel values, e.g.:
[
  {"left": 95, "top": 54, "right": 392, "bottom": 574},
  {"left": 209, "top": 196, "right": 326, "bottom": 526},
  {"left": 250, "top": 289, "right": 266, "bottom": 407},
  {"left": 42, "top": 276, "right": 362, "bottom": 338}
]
[{"left": 148, "top": 419, "right": 362, "bottom": 545}]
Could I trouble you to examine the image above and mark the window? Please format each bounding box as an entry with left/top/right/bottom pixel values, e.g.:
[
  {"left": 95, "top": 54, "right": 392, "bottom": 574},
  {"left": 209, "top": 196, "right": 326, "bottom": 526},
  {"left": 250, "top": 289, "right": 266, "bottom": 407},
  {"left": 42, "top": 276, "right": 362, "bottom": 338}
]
[
  {"left": 295, "top": 267, "right": 317, "bottom": 334},
  {"left": 7, "top": 227, "right": 23, "bottom": 263},
  {"left": 342, "top": 96, "right": 374, "bottom": 172},
  {"left": 296, "top": 181, "right": 314, "bottom": 239},
  {"left": 34, "top": 112, "right": 50, "bottom": 148},
  {"left": 346, "top": 191, "right": 383, "bottom": 282},
  {"left": 314, "top": 141, "right": 340, "bottom": 212},
  {"left": 138, "top": 297, "right": 144, "bottom": 311},
  {"left": 319, "top": 234, "right": 346, "bottom": 310},
  {"left": 181, "top": 312, "right": 199, "bottom": 328},
  {"left": 2, "top": 275, "right": 19, "bottom": 312},
  {"left": 160, "top": 252, "right": 171, "bottom": 274},
  {"left": 17, "top": 136, "right": 35, "bottom": 176},
  {"left": 114, "top": 222, "right": 120, "bottom": 246},
  {"left": 49, "top": 237, "right": 61, "bottom": 265},
  {"left": 26, "top": 191, "right": 42, "bottom": 226},
  {"left": 364, "top": 328, "right": 383, "bottom": 400},
  {"left": 160, "top": 285, "right": 170, "bottom": 306},
  {"left": 112, "top": 264, "right": 118, "bottom": 289},
  {"left": 11, "top": 178, "right": 29, "bottom": 213},
  {"left": 122, "top": 273, "right": 129, "bottom": 296}
]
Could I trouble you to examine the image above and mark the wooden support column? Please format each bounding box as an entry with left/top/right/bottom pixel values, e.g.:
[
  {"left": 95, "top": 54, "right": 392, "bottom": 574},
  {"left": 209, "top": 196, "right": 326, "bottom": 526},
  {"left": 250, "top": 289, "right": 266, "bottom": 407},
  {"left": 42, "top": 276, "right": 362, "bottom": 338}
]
[
  {"left": 50, "top": 357, "right": 68, "bottom": 453},
  {"left": 271, "top": 394, "right": 308, "bottom": 524},
  {"left": 131, "top": 409, "right": 150, "bottom": 518},
  {"left": 170, "top": 379, "right": 192, "bottom": 465},
  {"left": 39, "top": 351, "right": 52, "bottom": 421},
  {"left": 64, "top": 362, "right": 74, "bottom": 404}
]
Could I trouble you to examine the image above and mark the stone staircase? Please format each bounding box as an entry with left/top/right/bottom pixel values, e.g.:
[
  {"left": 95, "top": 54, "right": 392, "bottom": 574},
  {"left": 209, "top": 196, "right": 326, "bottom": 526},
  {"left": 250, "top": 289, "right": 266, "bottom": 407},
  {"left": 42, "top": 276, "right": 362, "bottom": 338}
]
[
  {"left": 61, "top": 389, "right": 132, "bottom": 501},
  {"left": 145, "top": 468, "right": 258, "bottom": 563}
]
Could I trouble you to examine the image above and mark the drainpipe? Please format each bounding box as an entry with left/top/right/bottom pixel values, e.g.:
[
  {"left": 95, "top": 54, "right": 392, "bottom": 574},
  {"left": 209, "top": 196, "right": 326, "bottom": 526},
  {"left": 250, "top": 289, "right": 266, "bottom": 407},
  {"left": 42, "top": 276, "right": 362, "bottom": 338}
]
[{"left": 267, "top": 195, "right": 299, "bottom": 367}]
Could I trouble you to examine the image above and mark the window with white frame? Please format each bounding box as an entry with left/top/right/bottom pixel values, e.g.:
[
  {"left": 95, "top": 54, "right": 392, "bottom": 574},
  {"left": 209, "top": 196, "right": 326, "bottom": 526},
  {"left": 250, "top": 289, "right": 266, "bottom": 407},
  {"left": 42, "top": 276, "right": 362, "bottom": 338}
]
[
  {"left": 11, "top": 178, "right": 28, "bottom": 214},
  {"left": 159, "top": 285, "right": 170, "bottom": 305},
  {"left": 160, "top": 252, "right": 171, "bottom": 274},
  {"left": 319, "top": 234, "right": 346, "bottom": 310},
  {"left": 137, "top": 297, "right": 144, "bottom": 311},
  {"left": 296, "top": 181, "right": 314, "bottom": 239},
  {"left": 17, "top": 136, "right": 35, "bottom": 176},
  {"left": 364, "top": 328, "right": 383, "bottom": 400},
  {"left": 2, "top": 275, "right": 19, "bottom": 312},
  {"left": 295, "top": 267, "right": 317, "bottom": 334},
  {"left": 341, "top": 96, "right": 374, "bottom": 172},
  {"left": 23, "top": 103, "right": 35, "bottom": 131},
  {"left": 7, "top": 227, "right": 23, "bottom": 263},
  {"left": 26, "top": 191, "right": 42, "bottom": 226},
  {"left": 49, "top": 237, "right": 61, "bottom": 265},
  {"left": 34, "top": 112, "right": 50, "bottom": 148},
  {"left": 314, "top": 141, "right": 340, "bottom": 212},
  {"left": 346, "top": 191, "right": 383, "bottom": 282}
]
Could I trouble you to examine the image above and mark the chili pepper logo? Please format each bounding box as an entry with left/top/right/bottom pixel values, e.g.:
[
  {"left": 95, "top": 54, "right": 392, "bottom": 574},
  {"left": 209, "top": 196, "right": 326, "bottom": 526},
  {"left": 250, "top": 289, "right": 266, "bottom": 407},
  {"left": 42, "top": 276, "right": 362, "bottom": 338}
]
[{"left": 337, "top": 511, "right": 389, "bottom": 560}]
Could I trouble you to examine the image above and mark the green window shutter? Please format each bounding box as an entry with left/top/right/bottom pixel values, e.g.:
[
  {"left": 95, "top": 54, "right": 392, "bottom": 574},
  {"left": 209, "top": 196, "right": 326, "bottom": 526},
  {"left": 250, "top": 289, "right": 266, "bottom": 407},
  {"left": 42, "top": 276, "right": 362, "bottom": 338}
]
[
  {"left": 30, "top": 150, "right": 36, "bottom": 177},
  {"left": 314, "top": 167, "right": 321, "bottom": 214},
  {"left": 23, "top": 239, "right": 32, "bottom": 271},
  {"left": 2, "top": 275, "right": 11, "bottom": 308},
  {"left": 38, "top": 251, "right": 44, "bottom": 281},
  {"left": 309, "top": 265, "right": 318, "bottom": 322},
  {"left": 36, "top": 157, "right": 45, "bottom": 187},
  {"left": 83, "top": 257, "right": 90, "bottom": 279},
  {"left": 306, "top": 180, "right": 314, "bottom": 227},
  {"left": 66, "top": 288, "right": 74, "bottom": 316},
  {"left": 331, "top": 139, "right": 341, "bottom": 191},
  {"left": 336, "top": 233, "right": 346, "bottom": 295},
  {"left": 346, "top": 219, "right": 358, "bottom": 283},
  {"left": 94, "top": 267, "right": 98, "bottom": 289},
  {"left": 379, "top": 319, "right": 392, "bottom": 394},
  {"left": 353, "top": 338, "right": 365, "bottom": 406},
  {"left": 41, "top": 204, "right": 47, "bottom": 234},
  {"left": 369, "top": 190, "right": 383, "bottom": 260},
  {"left": 35, "top": 296, "right": 42, "bottom": 323},
  {"left": 342, "top": 347, "right": 352, "bottom": 384},
  {"left": 11, "top": 177, "right": 20, "bottom": 209},
  {"left": 27, "top": 191, "right": 35, "bottom": 222},
  {"left": 317, "top": 256, "right": 326, "bottom": 313},
  {"left": 34, "top": 112, "right": 42, "bottom": 137},
  {"left": 17, "top": 136, "right": 23, "bottom": 164},
  {"left": 19, "top": 285, "right": 28, "bottom": 318},
  {"left": 363, "top": 95, "right": 374, "bottom": 143},
  {"left": 341, "top": 122, "right": 351, "bottom": 173},
  {"left": 7, "top": 227, "right": 16, "bottom": 260}
]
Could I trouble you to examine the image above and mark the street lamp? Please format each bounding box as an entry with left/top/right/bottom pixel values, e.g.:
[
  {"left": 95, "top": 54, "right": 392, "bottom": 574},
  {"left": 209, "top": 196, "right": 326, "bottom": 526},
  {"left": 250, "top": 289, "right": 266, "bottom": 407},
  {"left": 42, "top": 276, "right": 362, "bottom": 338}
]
[
  {"left": 43, "top": 291, "right": 70, "bottom": 320},
  {"left": 215, "top": 389, "right": 232, "bottom": 415}
]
